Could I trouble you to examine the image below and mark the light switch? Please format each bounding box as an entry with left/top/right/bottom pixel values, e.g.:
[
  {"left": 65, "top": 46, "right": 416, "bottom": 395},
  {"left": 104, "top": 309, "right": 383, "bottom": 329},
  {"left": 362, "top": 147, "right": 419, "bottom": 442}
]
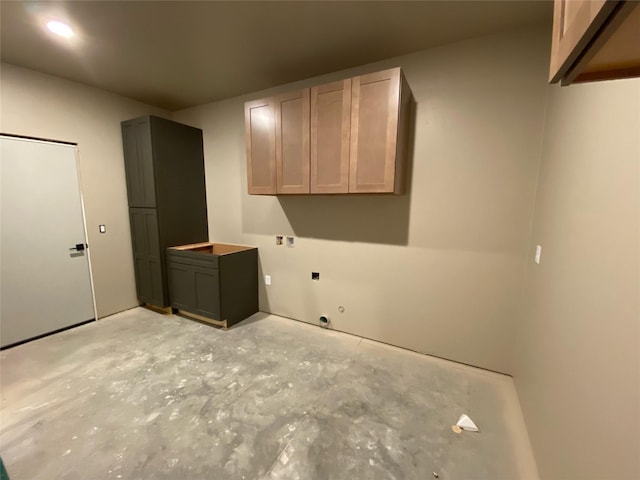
[
  {"left": 286, "top": 236, "right": 294, "bottom": 248},
  {"left": 265, "top": 275, "right": 271, "bottom": 286},
  {"left": 99, "top": 224, "right": 106, "bottom": 233},
  {"left": 535, "top": 245, "right": 542, "bottom": 264}
]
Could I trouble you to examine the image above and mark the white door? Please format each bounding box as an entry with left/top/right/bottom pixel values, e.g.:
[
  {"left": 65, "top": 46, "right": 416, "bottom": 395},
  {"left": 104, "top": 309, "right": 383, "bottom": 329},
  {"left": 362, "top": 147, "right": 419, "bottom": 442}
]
[{"left": 1, "top": 136, "right": 96, "bottom": 348}]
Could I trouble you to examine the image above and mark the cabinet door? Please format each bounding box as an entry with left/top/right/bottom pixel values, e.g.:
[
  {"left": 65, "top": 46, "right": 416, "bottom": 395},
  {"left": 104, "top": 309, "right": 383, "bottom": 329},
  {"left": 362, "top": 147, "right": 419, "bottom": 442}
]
[
  {"left": 310, "top": 79, "right": 351, "bottom": 194},
  {"left": 245, "top": 98, "right": 276, "bottom": 194},
  {"left": 349, "top": 68, "right": 401, "bottom": 193},
  {"left": 193, "top": 266, "right": 221, "bottom": 319},
  {"left": 275, "top": 89, "right": 310, "bottom": 194},
  {"left": 549, "top": 0, "right": 619, "bottom": 83},
  {"left": 122, "top": 118, "right": 156, "bottom": 207},
  {"left": 130, "top": 208, "right": 165, "bottom": 306},
  {"left": 149, "top": 116, "right": 208, "bottom": 247},
  {"left": 167, "top": 261, "right": 195, "bottom": 310}
]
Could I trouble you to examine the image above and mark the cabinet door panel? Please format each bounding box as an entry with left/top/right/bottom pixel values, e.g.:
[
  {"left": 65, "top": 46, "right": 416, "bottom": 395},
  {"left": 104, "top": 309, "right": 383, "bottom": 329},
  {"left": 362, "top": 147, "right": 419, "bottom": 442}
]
[
  {"left": 130, "top": 210, "right": 147, "bottom": 257},
  {"left": 144, "top": 212, "right": 160, "bottom": 258},
  {"left": 245, "top": 98, "right": 276, "bottom": 194},
  {"left": 349, "top": 68, "right": 400, "bottom": 193},
  {"left": 122, "top": 122, "right": 142, "bottom": 206},
  {"left": 549, "top": 0, "right": 618, "bottom": 83},
  {"left": 130, "top": 208, "right": 160, "bottom": 258},
  {"left": 167, "top": 262, "right": 194, "bottom": 310},
  {"left": 122, "top": 118, "right": 156, "bottom": 207},
  {"left": 311, "top": 79, "right": 351, "bottom": 193},
  {"left": 193, "top": 266, "right": 221, "bottom": 319},
  {"left": 130, "top": 208, "right": 165, "bottom": 305},
  {"left": 275, "top": 89, "right": 310, "bottom": 194},
  {"left": 148, "top": 258, "right": 164, "bottom": 305},
  {"left": 133, "top": 257, "right": 151, "bottom": 300}
]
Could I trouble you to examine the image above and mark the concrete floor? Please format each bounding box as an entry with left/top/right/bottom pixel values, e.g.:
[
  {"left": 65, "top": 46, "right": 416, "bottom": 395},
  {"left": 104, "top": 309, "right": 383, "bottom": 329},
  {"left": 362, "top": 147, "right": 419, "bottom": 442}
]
[{"left": 0, "top": 307, "right": 537, "bottom": 480}]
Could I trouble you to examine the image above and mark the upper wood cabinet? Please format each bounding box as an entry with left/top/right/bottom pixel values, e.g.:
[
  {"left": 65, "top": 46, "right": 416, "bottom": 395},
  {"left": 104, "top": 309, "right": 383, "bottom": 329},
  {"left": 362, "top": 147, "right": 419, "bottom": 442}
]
[
  {"left": 349, "top": 68, "right": 410, "bottom": 194},
  {"left": 245, "top": 98, "right": 276, "bottom": 194},
  {"left": 311, "top": 79, "right": 351, "bottom": 194},
  {"left": 245, "top": 67, "right": 413, "bottom": 195},
  {"left": 550, "top": 0, "right": 640, "bottom": 85},
  {"left": 275, "top": 89, "right": 310, "bottom": 194}
]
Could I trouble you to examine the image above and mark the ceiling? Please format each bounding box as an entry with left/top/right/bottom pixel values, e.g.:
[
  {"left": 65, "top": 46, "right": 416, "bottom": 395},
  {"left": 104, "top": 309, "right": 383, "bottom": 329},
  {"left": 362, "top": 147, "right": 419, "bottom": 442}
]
[{"left": 1, "top": 1, "right": 552, "bottom": 111}]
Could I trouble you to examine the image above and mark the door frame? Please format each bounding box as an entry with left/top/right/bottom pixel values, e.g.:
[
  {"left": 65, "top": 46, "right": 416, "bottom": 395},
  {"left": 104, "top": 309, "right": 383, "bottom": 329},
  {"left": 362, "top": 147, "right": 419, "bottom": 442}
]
[{"left": 0, "top": 133, "right": 98, "bottom": 327}]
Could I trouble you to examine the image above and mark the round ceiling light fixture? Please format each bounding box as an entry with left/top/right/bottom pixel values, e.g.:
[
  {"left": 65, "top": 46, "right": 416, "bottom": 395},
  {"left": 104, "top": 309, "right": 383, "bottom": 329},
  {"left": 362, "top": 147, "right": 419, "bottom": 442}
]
[{"left": 46, "top": 20, "right": 74, "bottom": 38}]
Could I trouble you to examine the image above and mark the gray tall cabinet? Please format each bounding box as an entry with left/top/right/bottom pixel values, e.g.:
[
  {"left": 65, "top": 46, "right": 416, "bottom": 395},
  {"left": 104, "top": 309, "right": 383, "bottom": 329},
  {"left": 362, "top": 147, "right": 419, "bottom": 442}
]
[{"left": 121, "top": 115, "right": 208, "bottom": 308}]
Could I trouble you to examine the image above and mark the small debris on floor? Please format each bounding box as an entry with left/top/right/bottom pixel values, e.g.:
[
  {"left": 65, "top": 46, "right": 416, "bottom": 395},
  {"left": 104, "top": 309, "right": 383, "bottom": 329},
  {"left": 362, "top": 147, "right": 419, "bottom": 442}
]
[
  {"left": 451, "top": 425, "right": 463, "bottom": 434},
  {"left": 433, "top": 472, "right": 439, "bottom": 478},
  {"left": 456, "top": 413, "right": 480, "bottom": 432}
]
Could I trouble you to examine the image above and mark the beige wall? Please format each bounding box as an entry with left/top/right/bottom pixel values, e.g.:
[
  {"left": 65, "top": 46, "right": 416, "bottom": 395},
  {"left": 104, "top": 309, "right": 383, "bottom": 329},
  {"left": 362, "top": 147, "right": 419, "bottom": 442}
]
[
  {"left": 172, "top": 26, "right": 549, "bottom": 373},
  {"left": 0, "top": 63, "right": 168, "bottom": 317},
  {"left": 513, "top": 79, "right": 640, "bottom": 479}
]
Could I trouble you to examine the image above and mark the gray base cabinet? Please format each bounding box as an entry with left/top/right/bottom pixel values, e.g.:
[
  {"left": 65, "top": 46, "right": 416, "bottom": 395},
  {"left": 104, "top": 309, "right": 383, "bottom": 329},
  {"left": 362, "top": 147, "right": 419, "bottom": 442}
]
[{"left": 167, "top": 243, "right": 258, "bottom": 328}]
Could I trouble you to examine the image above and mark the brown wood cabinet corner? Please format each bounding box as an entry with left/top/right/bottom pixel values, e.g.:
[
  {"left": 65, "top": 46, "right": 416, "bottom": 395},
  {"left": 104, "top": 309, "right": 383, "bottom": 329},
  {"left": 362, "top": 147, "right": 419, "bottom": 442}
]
[
  {"left": 275, "top": 88, "right": 310, "bottom": 194},
  {"left": 549, "top": 0, "right": 640, "bottom": 85},
  {"left": 244, "top": 67, "right": 413, "bottom": 196},
  {"left": 349, "top": 67, "right": 405, "bottom": 194},
  {"left": 245, "top": 98, "right": 277, "bottom": 195}
]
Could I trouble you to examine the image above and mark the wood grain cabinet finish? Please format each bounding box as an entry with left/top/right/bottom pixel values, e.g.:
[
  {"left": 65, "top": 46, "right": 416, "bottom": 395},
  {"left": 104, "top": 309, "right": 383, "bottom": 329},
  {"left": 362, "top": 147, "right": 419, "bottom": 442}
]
[
  {"left": 349, "top": 68, "right": 410, "bottom": 194},
  {"left": 121, "top": 115, "right": 208, "bottom": 308},
  {"left": 245, "top": 98, "right": 277, "bottom": 194},
  {"left": 245, "top": 67, "right": 412, "bottom": 195},
  {"left": 311, "top": 79, "right": 351, "bottom": 194},
  {"left": 275, "top": 89, "right": 310, "bottom": 194},
  {"left": 550, "top": 0, "right": 640, "bottom": 85}
]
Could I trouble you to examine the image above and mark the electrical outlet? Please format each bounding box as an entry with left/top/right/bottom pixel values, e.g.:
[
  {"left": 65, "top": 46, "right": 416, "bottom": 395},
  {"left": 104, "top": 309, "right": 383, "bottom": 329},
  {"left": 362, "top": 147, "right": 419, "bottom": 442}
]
[
  {"left": 286, "top": 236, "right": 294, "bottom": 248},
  {"left": 312, "top": 272, "right": 319, "bottom": 281},
  {"left": 265, "top": 275, "right": 271, "bottom": 286},
  {"left": 276, "top": 235, "right": 283, "bottom": 246}
]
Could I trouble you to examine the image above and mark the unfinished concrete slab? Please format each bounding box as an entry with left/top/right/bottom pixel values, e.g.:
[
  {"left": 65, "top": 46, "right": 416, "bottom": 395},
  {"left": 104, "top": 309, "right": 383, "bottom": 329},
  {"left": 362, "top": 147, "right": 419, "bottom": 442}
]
[{"left": 0, "top": 308, "right": 537, "bottom": 479}]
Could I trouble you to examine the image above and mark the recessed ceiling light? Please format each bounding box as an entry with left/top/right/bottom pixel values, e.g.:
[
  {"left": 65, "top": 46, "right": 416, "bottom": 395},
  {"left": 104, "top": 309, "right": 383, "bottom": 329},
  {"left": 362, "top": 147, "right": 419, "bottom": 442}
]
[{"left": 46, "top": 20, "right": 74, "bottom": 38}]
